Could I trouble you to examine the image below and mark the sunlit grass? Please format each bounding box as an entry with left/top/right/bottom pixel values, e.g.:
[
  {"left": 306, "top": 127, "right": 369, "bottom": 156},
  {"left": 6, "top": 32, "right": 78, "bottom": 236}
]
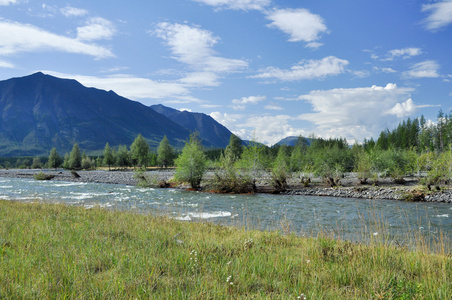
[{"left": 0, "top": 200, "right": 451, "bottom": 299}]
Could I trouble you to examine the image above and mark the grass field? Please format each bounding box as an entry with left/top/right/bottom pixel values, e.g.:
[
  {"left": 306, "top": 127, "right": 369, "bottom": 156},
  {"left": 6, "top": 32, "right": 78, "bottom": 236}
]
[{"left": 0, "top": 200, "right": 451, "bottom": 299}]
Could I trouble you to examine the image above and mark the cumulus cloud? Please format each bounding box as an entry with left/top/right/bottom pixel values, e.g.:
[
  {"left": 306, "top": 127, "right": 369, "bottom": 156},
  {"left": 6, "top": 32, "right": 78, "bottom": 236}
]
[
  {"left": 0, "top": 20, "right": 114, "bottom": 58},
  {"left": 386, "top": 98, "right": 416, "bottom": 118},
  {"left": 60, "top": 6, "right": 89, "bottom": 17},
  {"left": 77, "top": 17, "right": 116, "bottom": 41},
  {"left": 154, "top": 22, "right": 247, "bottom": 73},
  {"left": 232, "top": 95, "right": 266, "bottom": 104},
  {"left": 252, "top": 56, "right": 349, "bottom": 81},
  {"left": 191, "top": 0, "right": 270, "bottom": 11},
  {"left": 210, "top": 112, "right": 245, "bottom": 129},
  {"left": 240, "top": 115, "right": 305, "bottom": 145},
  {"left": 403, "top": 60, "right": 440, "bottom": 78},
  {"left": 422, "top": 0, "right": 452, "bottom": 30},
  {"left": 266, "top": 8, "right": 328, "bottom": 47},
  {"left": 210, "top": 112, "right": 302, "bottom": 145},
  {"left": 296, "top": 83, "right": 420, "bottom": 142},
  {"left": 385, "top": 47, "right": 423, "bottom": 60}
]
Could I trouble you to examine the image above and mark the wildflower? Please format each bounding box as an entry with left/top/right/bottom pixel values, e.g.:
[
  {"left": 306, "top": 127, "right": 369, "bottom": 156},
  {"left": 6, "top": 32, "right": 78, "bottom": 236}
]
[
  {"left": 244, "top": 238, "right": 254, "bottom": 250},
  {"left": 373, "top": 232, "right": 378, "bottom": 236},
  {"left": 226, "top": 275, "right": 234, "bottom": 286},
  {"left": 297, "top": 294, "right": 306, "bottom": 300}
]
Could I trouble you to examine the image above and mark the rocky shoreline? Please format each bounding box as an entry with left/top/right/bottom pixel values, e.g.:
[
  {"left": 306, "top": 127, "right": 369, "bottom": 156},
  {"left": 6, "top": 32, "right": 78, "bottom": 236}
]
[{"left": 0, "top": 169, "right": 451, "bottom": 203}]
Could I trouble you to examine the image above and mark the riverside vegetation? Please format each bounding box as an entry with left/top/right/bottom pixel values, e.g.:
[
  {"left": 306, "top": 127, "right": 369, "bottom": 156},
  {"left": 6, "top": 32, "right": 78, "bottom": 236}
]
[
  {"left": 1, "top": 200, "right": 451, "bottom": 299},
  {"left": 4, "top": 112, "right": 452, "bottom": 197}
]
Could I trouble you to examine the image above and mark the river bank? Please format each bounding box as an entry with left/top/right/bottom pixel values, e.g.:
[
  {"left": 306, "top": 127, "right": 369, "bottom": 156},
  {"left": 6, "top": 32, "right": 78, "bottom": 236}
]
[
  {"left": 2, "top": 200, "right": 449, "bottom": 299},
  {"left": 0, "top": 169, "right": 451, "bottom": 203}
]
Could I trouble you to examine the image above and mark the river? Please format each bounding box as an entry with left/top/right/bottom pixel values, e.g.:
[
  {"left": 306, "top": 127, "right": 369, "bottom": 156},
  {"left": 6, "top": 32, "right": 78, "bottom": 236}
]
[{"left": 1, "top": 177, "right": 451, "bottom": 250}]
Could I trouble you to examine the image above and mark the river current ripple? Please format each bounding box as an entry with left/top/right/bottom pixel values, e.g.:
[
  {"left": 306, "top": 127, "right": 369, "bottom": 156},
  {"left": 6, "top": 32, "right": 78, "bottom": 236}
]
[{"left": 1, "top": 177, "right": 451, "bottom": 249}]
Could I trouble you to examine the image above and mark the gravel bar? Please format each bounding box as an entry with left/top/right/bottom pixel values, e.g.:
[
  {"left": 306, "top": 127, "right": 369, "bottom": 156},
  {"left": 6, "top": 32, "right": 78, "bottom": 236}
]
[{"left": 0, "top": 169, "right": 451, "bottom": 203}]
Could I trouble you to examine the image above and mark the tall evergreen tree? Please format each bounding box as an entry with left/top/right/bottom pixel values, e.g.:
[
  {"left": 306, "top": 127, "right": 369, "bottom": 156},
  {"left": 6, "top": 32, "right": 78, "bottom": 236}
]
[
  {"left": 48, "top": 147, "right": 61, "bottom": 169},
  {"left": 68, "top": 143, "right": 82, "bottom": 170}
]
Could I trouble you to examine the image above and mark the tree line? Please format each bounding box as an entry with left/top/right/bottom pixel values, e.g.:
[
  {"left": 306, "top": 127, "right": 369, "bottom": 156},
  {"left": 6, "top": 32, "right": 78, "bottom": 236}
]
[{"left": 3, "top": 109, "right": 452, "bottom": 191}]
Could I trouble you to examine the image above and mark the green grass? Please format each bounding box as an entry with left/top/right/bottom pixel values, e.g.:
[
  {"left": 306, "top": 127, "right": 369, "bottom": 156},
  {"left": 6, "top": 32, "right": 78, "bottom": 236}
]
[{"left": 0, "top": 200, "right": 451, "bottom": 299}]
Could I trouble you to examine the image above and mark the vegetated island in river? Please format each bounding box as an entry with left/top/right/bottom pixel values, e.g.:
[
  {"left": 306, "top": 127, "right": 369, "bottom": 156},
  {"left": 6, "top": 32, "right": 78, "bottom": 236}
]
[{"left": 1, "top": 169, "right": 451, "bottom": 203}]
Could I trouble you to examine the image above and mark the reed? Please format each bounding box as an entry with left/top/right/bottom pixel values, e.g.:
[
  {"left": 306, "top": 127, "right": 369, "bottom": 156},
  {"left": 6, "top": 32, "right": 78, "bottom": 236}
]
[{"left": 0, "top": 200, "right": 450, "bottom": 299}]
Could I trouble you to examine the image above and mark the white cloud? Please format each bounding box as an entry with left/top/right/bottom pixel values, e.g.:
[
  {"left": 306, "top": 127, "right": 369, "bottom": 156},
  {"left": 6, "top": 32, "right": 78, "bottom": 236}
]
[
  {"left": 191, "top": 0, "right": 270, "bottom": 11},
  {"left": 232, "top": 105, "right": 246, "bottom": 111},
  {"left": 239, "top": 114, "right": 304, "bottom": 145},
  {"left": 386, "top": 98, "right": 416, "bottom": 118},
  {"left": 0, "top": 0, "right": 16, "bottom": 5},
  {"left": 266, "top": 8, "right": 328, "bottom": 46},
  {"left": 0, "top": 60, "right": 14, "bottom": 68},
  {"left": 232, "top": 95, "right": 266, "bottom": 104},
  {"left": 422, "top": 0, "right": 452, "bottom": 31},
  {"left": 0, "top": 20, "right": 114, "bottom": 58},
  {"left": 60, "top": 6, "right": 89, "bottom": 17},
  {"left": 373, "top": 67, "right": 397, "bottom": 73},
  {"left": 77, "top": 17, "right": 116, "bottom": 41},
  {"left": 179, "top": 72, "right": 220, "bottom": 87},
  {"left": 43, "top": 71, "right": 193, "bottom": 104},
  {"left": 296, "top": 83, "right": 420, "bottom": 142},
  {"left": 210, "top": 111, "right": 245, "bottom": 128},
  {"left": 385, "top": 47, "right": 423, "bottom": 60},
  {"left": 252, "top": 56, "right": 349, "bottom": 81},
  {"left": 403, "top": 60, "right": 440, "bottom": 78},
  {"left": 210, "top": 112, "right": 307, "bottom": 145},
  {"left": 154, "top": 22, "right": 247, "bottom": 73},
  {"left": 264, "top": 104, "right": 283, "bottom": 110}
]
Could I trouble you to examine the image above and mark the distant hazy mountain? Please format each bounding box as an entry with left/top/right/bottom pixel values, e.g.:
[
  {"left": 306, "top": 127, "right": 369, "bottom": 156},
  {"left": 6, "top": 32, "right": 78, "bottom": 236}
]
[
  {"left": 0, "top": 72, "right": 194, "bottom": 156},
  {"left": 151, "top": 104, "right": 233, "bottom": 148},
  {"left": 276, "top": 136, "right": 312, "bottom": 147}
]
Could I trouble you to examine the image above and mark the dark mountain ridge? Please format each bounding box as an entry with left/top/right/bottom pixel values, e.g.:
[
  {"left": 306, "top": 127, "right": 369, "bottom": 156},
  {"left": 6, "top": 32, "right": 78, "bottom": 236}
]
[
  {"left": 0, "top": 72, "right": 224, "bottom": 156},
  {"left": 151, "top": 104, "right": 233, "bottom": 148}
]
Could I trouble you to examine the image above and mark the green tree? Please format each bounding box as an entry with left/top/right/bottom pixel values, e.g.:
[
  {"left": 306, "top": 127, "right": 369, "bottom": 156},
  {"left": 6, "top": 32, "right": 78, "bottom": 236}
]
[
  {"left": 116, "top": 145, "right": 131, "bottom": 167},
  {"left": 103, "top": 143, "right": 114, "bottom": 170},
  {"left": 130, "top": 134, "right": 150, "bottom": 168},
  {"left": 81, "top": 156, "right": 93, "bottom": 170},
  {"left": 271, "top": 145, "right": 290, "bottom": 192},
  {"left": 31, "top": 157, "right": 42, "bottom": 169},
  {"left": 48, "top": 147, "right": 61, "bottom": 169},
  {"left": 236, "top": 137, "right": 266, "bottom": 189},
  {"left": 157, "top": 135, "right": 174, "bottom": 168},
  {"left": 68, "top": 143, "right": 82, "bottom": 170},
  {"left": 224, "top": 134, "right": 243, "bottom": 163},
  {"left": 174, "top": 133, "right": 207, "bottom": 189}
]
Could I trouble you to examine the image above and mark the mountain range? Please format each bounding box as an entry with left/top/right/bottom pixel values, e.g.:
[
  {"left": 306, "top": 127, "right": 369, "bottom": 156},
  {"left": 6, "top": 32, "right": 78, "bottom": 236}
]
[{"left": 0, "top": 72, "right": 233, "bottom": 157}]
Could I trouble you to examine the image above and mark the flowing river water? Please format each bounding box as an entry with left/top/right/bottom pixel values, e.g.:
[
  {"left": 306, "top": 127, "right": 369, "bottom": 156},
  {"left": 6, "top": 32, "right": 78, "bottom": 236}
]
[{"left": 1, "top": 177, "right": 451, "bottom": 250}]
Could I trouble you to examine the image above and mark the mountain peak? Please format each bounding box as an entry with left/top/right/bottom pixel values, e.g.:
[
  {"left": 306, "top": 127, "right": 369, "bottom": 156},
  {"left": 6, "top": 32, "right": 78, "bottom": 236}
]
[{"left": 150, "top": 104, "right": 232, "bottom": 148}]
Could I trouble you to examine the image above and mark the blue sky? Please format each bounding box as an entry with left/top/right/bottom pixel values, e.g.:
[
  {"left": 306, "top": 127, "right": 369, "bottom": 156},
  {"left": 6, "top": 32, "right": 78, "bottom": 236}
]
[{"left": 1, "top": 0, "right": 451, "bottom": 145}]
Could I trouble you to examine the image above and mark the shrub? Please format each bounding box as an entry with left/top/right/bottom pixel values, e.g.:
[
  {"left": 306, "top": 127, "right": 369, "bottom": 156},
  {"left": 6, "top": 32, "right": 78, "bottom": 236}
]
[
  {"left": 174, "top": 133, "right": 206, "bottom": 189},
  {"left": 33, "top": 172, "right": 55, "bottom": 181}
]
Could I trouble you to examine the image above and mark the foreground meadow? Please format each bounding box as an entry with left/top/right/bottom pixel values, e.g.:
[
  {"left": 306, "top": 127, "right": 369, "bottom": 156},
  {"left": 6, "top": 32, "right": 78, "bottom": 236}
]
[{"left": 0, "top": 200, "right": 450, "bottom": 299}]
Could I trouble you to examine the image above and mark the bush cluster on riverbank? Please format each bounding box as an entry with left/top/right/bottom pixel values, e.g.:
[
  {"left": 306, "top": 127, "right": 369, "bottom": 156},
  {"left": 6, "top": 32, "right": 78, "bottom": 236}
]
[{"left": 0, "top": 200, "right": 450, "bottom": 299}]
